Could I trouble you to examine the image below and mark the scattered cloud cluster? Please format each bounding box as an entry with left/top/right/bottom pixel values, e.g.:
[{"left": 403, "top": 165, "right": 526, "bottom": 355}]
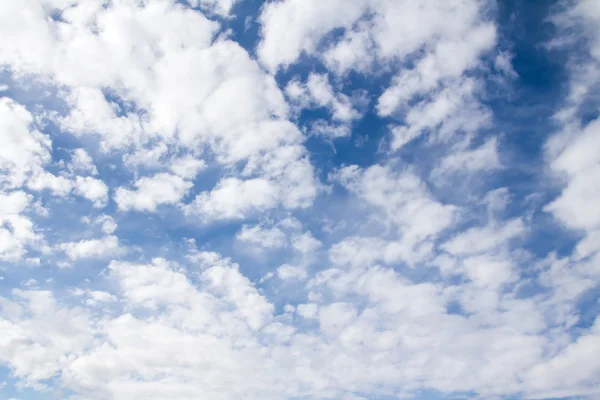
[{"left": 0, "top": 0, "right": 599, "bottom": 399}]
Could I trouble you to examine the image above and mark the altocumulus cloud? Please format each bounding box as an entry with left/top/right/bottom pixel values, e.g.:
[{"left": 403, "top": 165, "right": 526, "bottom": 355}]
[{"left": 0, "top": 0, "right": 600, "bottom": 399}]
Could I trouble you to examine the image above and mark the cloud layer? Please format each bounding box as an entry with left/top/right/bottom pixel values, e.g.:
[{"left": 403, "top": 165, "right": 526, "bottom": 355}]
[{"left": 0, "top": 0, "right": 599, "bottom": 399}]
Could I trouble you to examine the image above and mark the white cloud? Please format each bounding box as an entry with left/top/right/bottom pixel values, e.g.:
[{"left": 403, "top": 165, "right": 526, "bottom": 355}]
[
  {"left": 296, "top": 303, "right": 319, "bottom": 319},
  {"left": 84, "top": 290, "right": 118, "bottom": 306},
  {"left": 525, "top": 319, "right": 600, "bottom": 398},
  {"left": 236, "top": 224, "right": 287, "bottom": 249},
  {"left": 82, "top": 214, "right": 118, "bottom": 235},
  {"left": 74, "top": 176, "right": 109, "bottom": 208},
  {"left": 441, "top": 218, "right": 525, "bottom": 257},
  {"left": 286, "top": 73, "right": 361, "bottom": 124},
  {"left": 431, "top": 136, "right": 501, "bottom": 180},
  {"left": 0, "top": 98, "right": 52, "bottom": 188},
  {"left": 60, "top": 87, "right": 146, "bottom": 152},
  {"left": 69, "top": 148, "right": 98, "bottom": 176},
  {"left": 545, "top": 118, "right": 600, "bottom": 233},
  {"left": 376, "top": 23, "right": 496, "bottom": 116},
  {"left": 260, "top": 0, "right": 496, "bottom": 152},
  {"left": 123, "top": 143, "right": 168, "bottom": 170},
  {"left": 0, "top": 290, "right": 93, "bottom": 387},
  {"left": 335, "top": 163, "right": 456, "bottom": 264},
  {"left": 0, "top": 191, "right": 40, "bottom": 263},
  {"left": 185, "top": 177, "right": 278, "bottom": 220},
  {"left": 1, "top": 1, "right": 600, "bottom": 399},
  {"left": 27, "top": 171, "right": 73, "bottom": 197},
  {"left": 385, "top": 78, "right": 492, "bottom": 150},
  {"left": 259, "top": 0, "right": 495, "bottom": 79},
  {"left": 2, "top": 0, "right": 319, "bottom": 227},
  {"left": 0, "top": 250, "right": 597, "bottom": 399},
  {"left": 285, "top": 73, "right": 362, "bottom": 139},
  {"left": 59, "top": 235, "right": 124, "bottom": 260},
  {"left": 542, "top": 2, "right": 600, "bottom": 265},
  {"left": 187, "top": 0, "right": 239, "bottom": 16},
  {"left": 258, "top": 0, "right": 369, "bottom": 71},
  {"left": 292, "top": 231, "right": 322, "bottom": 254},
  {"left": 169, "top": 155, "right": 206, "bottom": 179},
  {"left": 277, "top": 264, "right": 308, "bottom": 281},
  {"left": 115, "top": 173, "right": 192, "bottom": 212}
]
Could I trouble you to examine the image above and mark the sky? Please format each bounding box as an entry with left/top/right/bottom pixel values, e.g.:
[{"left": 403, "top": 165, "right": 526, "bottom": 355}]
[{"left": 0, "top": 0, "right": 599, "bottom": 399}]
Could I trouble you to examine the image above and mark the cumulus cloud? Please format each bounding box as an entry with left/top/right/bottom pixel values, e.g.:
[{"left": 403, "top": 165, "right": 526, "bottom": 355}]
[
  {"left": 115, "top": 173, "right": 192, "bottom": 212},
  {"left": 68, "top": 148, "right": 98, "bottom": 176},
  {"left": 545, "top": 118, "right": 600, "bottom": 233},
  {"left": 259, "top": 0, "right": 496, "bottom": 151},
  {"left": 236, "top": 223, "right": 288, "bottom": 249},
  {"left": 82, "top": 214, "right": 118, "bottom": 235},
  {"left": 277, "top": 264, "right": 308, "bottom": 281},
  {"left": 1, "top": 0, "right": 600, "bottom": 399},
  {"left": 0, "top": 98, "right": 51, "bottom": 188},
  {"left": 185, "top": 177, "right": 279, "bottom": 220},
  {"left": 73, "top": 176, "right": 109, "bottom": 208},
  {"left": 292, "top": 231, "right": 322, "bottom": 254},
  {"left": 335, "top": 163, "right": 456, "bottom": 264},
  {"left": 0, "top": 191, "right": 40, "bottom": 263},
  {"left": 59, "top": 235, "right": 124, "bottom": 261}
]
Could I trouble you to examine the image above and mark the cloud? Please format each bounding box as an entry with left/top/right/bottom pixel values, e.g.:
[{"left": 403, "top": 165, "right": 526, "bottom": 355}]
[
  {"left": 277, "top": 264, "right": 308, "bottom": 281},
  {"left": 59, "top": 235, "right": 124, "bottom": 261},
  {"left": 82, "top": 214, "right": 118, "bottom": 235},
  {"left": 0, "top": 191, "right": 40, "bottom": 263},
  {"left": 1, "top": 0, "right": 600, "bottom": 399},
  {"left": 0, "top": 98, "right": 51, "bottom": 188},
  {"left": 258, "top": 0, "right": 496, "bottom": 78},
  {"left": 431, "top": 136, "right": 502, "bottom": 181},
  {"left": 74, "top": 176, "right": 109, "bottom": 208},
  {"left": 259, "top": 0, "right": 497, "bottom": 153},
  {"left": 169, "top": 155, "right": 206, "bottom": 179},
  {"left": 287, "top": 73, "right": 362, "bottom": 123},
  {"left": 187, "top": 0, "right": 240, "bottom": 16},
  {"left": 258, "top": 0, "right": 369, "bottom": 71},
  {"left": 0, "top": 290, "right": 93, "bottom": 387},
  {"left": 236, "top": 224, "right": 288, "bottom": 249},
  {"left": 115, "top": 173, "right": 192, "bottom": 212},
  {"left": 441, "top": 218, "right": 525, "bottom": 257},
  {"left": 335, "top": 163, "right": 456, "bottom": 264},
  {"left": 27, "top": 171, "right": 73, "bottom": 197},
  {"left": 545, "top": 118, "right": 600, "bottom": 233},
  {"left": 68, "top": 148, "right": 98, "bottom": 176},
  {"left": 292, "top": 231, "right": 322, "bottom": 254},
  {"left": 384, "top": 78, "right": 493, "bottom": 150},
  {"left": 185, "top": 177, "right": 279, "bottom": 220},
  {"left": 72, "top": 288, "right": 118, "bottom": 306}
]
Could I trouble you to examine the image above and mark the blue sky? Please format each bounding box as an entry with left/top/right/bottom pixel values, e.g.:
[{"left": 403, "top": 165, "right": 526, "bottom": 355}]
[{"left": 1, "top": 0, "right": 600, "bottom": 399}]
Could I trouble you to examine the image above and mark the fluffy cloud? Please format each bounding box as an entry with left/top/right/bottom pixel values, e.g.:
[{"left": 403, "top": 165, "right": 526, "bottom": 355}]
[
  {"left": 0, "top": 191, "right": 40, "bottom": 263},
  {"left": 259, "top": 0, "right": 496, "bottom": 151},
  {"left": 82, "top": 214, "right": 118, "bottom": 235},
  {"left": 59, "top": 235, "right": 124, "bottom": 261},
  {"left": 115, "top": 173, "right": 192, "bottom": 212},
  {"left": 1, "top": 0, "right": 317, "bottom": 218},
  {"left": 277, "top": 264, "right": 308, "bottom": 281},
  {"left": 68, "top": 148, "right": 98, "bottom": 176},
  {"left": 1, "top": 249, "right": 597, "bottom": 399},
  {"left": 335, "top": 163, "right": 456, "bottom": 264},
  {"left": 1, "top": 0, "right": 600, "bottom": 399},
  {"left": 185, "top": 177, "right": 279, "bottom": 220},
  {"left": 0, "top": 98, "right": 51, "bottom": 188},
  {"left": 74, "top": 176, "right": 109, "bottom": 208},
  {"left": 258, "top": 0, "right": 369, "bottom": 71},
  {"left": 545, "top": 118, "right": 600, "bottom": 233},
  {"left": 236, "top": 223, "right": 288, "bottom": 249},
  {"left": 292, "top": 231, "right": 322, "bottom": 254}
]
